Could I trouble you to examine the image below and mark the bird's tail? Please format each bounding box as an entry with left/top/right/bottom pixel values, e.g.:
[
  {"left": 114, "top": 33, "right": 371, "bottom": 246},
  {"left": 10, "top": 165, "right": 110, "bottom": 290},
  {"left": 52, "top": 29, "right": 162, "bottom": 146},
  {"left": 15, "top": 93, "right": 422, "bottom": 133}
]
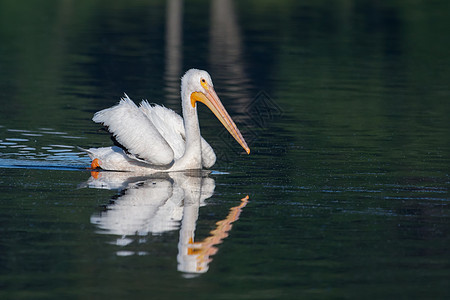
[{"left": 77, "top": 146, "right": 95, "bottom": 160}]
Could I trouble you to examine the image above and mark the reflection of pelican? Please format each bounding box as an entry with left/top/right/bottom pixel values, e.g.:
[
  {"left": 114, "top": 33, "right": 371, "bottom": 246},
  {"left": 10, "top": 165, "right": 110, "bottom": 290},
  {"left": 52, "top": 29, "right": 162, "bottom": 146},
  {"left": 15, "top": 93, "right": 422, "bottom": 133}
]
[
  {"left": 178, "top": 195, "right": 248, "bottom": 274},
  {"left": 83, "top": 69, "right": 249, "bottom": 172},
  {"left": 83, "top": 171, "right": 248, "bottom": 274}
]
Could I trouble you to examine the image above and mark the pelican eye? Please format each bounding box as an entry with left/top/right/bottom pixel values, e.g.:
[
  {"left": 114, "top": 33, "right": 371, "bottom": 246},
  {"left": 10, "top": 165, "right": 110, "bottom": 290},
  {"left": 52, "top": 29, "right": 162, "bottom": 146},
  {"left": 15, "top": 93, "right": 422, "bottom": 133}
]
[{"left": 200, "top": 78, "right": 208, "bottom": 90}]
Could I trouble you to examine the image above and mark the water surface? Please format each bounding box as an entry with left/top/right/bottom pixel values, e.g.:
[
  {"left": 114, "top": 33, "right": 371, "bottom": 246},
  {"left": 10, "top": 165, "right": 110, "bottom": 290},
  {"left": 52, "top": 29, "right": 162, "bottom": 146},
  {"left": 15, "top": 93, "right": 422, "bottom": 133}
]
[{"left": 0, "top": 1, "right": 449, "bottom": 299}]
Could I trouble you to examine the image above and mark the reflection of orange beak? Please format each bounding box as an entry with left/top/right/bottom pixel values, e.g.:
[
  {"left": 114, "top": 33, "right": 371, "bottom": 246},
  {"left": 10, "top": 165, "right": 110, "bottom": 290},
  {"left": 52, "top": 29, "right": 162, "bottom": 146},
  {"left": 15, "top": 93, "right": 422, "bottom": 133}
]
[{"left": 191, "top": 88, "right": 250, "bottom": 154}]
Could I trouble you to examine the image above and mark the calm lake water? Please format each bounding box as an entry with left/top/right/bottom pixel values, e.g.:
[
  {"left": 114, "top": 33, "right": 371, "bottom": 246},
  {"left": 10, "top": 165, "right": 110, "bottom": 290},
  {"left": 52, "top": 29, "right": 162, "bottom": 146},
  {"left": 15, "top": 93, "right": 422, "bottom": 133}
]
[{"left": 0, "top": 1, "right": 449, "bottom": 299}]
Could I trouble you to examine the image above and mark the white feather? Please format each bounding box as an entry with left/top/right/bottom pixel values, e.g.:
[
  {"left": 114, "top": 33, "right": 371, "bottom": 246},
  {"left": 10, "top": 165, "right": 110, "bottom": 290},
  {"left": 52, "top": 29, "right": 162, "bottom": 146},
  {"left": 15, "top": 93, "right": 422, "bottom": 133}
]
[
  {"left": 139, "top": 101, "right": 186, "bottom": 160},
  {"left": 139, "top": 100, "right": 216, "bottom": 168},
  {"left": 93, "top": 95, "right": 174, "bottom": 165},
  {"left": 200, "top": 140, "right": 216, "bottom": 168}
]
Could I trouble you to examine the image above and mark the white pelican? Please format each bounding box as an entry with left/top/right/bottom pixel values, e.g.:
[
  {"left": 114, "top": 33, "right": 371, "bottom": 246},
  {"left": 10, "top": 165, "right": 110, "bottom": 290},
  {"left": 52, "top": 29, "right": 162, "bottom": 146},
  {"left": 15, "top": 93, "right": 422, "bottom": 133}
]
[{"left": 83, "top": 69, "right": 250, "bottom": 172}]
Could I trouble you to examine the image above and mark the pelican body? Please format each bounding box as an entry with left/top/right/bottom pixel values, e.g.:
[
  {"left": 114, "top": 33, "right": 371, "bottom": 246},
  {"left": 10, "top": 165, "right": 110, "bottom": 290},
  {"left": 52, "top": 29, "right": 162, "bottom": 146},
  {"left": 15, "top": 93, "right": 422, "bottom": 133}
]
[{"left": 84, "top": 69, "right": 249, "bottom": 172}]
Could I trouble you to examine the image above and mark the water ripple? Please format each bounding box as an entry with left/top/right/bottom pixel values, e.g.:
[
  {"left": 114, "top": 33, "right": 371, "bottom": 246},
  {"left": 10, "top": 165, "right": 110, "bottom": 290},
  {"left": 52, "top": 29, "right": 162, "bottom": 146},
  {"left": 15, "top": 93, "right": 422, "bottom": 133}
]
[{"left": 0, "top": 125, "right": 89, "bottom": 169}]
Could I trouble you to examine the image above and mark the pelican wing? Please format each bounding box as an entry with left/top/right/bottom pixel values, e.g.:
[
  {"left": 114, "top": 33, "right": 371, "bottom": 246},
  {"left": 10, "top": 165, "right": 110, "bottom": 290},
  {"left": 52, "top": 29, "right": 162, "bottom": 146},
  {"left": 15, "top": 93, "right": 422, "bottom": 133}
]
[
  {"left": 140, "top": 101, "right": 216, "bottom": 168},
  {"left": 200, "top": 138, "right": 216, "bottom": 168},
  {"left": 93, "top": 95, "right": 174, "bottom": 166},
  {"left": 139, "top": 102, "right": 185, "bottom": 160}
]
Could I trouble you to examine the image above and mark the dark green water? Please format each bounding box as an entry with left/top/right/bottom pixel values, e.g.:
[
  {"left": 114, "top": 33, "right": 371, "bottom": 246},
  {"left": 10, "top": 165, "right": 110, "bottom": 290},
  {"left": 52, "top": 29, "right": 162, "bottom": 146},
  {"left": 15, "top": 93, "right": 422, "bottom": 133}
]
[{"left": 0, "top": 1, "right": 449, "bottom": 299}]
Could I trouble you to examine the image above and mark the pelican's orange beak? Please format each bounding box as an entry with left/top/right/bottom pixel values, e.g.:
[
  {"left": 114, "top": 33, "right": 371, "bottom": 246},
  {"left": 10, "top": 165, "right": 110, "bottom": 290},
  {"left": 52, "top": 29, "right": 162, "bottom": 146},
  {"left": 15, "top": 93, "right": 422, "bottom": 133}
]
[{"left": 191, "top": 87, "right": 250, "bottom": 154}]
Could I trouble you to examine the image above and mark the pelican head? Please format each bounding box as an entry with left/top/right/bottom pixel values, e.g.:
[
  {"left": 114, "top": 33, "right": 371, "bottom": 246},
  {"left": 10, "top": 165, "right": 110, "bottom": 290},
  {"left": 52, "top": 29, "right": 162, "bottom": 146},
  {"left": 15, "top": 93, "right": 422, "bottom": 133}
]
[{"left": 181, "top": 69, "right": 250, "bottom": 154}]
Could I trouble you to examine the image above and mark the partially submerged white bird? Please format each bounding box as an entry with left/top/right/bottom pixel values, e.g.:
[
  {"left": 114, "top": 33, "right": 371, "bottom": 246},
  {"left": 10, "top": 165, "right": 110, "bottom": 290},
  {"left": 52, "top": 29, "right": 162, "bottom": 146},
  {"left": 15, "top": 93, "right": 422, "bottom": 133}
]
[{"left": 83, "top": 69, "right": 250, "bottom": 172}]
